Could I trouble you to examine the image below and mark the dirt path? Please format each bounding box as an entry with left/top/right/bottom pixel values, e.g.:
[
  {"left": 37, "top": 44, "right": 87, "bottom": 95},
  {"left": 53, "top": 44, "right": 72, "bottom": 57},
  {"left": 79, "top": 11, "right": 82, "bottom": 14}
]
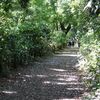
[{"left": 0, "top": 48, "right": 85, "bottom": 100}]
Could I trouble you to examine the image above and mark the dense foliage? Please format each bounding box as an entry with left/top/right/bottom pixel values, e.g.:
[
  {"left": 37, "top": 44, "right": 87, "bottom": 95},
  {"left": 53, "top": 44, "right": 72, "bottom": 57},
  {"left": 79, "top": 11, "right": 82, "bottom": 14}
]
[
  {"left": 0, "top": 0, "right": 100, "bottom": 96},
  {"left": 80, "top": 17, "right": 100, "bottom": 96},
  {"left": 78, "top": 0, "right": 100, "bottom": 97},
  {"left": 0, "top": 0, "right": 69, "bottom": 75}
]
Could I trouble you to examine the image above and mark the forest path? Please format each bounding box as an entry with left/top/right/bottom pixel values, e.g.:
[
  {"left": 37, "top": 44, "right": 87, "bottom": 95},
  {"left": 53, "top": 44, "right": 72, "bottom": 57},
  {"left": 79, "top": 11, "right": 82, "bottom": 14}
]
[{"left": 0, "top": 47, "right": 85, "bottom": 100}]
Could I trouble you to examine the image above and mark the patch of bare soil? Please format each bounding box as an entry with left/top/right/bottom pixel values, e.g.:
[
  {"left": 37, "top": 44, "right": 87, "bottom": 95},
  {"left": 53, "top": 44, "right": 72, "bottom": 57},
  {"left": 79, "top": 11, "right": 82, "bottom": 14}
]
[{"left": 0, "top": 48, "right": 86, "bottom": 100}]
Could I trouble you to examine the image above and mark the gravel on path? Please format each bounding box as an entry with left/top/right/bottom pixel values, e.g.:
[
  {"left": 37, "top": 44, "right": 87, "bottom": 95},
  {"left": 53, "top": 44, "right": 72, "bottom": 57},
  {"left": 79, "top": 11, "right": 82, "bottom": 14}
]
[{"left": 0, "top": 48, "right": 86, "bottom": 100}]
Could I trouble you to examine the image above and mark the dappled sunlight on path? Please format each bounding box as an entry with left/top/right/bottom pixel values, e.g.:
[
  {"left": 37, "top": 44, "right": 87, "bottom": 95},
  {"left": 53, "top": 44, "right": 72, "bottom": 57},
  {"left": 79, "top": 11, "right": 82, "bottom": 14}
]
[{"left": 0, "top": 48, "right": 85, "bottom": 100}]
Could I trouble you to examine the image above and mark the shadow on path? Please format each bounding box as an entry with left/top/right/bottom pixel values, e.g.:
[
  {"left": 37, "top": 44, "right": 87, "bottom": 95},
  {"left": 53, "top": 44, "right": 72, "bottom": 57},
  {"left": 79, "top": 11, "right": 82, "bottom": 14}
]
[{"left": 0, "top": 48, "right": 85, "bottom": 100}]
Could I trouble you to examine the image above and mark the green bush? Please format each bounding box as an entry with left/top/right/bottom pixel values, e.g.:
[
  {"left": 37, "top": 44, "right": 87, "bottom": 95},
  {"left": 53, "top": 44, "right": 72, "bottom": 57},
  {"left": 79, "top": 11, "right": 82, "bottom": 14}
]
[
  {"left": 50, "top": 31, "right": 67, "bottom": 51},
  {"left": 0, "top": 14, "right": 51, "bottom": 75}
]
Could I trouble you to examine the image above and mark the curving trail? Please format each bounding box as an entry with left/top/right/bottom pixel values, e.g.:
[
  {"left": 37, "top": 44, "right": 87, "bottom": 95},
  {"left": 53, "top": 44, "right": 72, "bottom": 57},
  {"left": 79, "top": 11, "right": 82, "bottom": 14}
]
[{"left": 0, "top": 48, "right": 85, "bottom": 100}]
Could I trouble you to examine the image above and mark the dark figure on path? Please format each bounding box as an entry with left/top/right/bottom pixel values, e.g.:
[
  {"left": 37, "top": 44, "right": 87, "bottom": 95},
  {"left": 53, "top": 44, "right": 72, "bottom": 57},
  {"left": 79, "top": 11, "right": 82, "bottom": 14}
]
[
  {"left": 78, "top": 42, "right": 80, "bottom": 47},
  {"left": 71, "top": 40, "right": 75, "bottom": 47},
  {"left": 68, "top": 41, "right": 72, "bottom": 47},
  {"left": 68, "top": 40, "right": 74, "bottom": 47}
]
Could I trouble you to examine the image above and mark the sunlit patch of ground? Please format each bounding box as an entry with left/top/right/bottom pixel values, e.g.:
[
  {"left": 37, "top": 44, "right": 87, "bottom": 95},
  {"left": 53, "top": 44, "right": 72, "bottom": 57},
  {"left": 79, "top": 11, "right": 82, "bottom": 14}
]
[
  {"left": 54, "top": 98, "right": 81, "bottom": 100},
  {"left": 23, "top": 75, "right": 33, "bottom": 78},
  {"left": 36, "top": 75, "right": 48, "bottom": 78},
  {"left": 0, "top": 91, "right": 17, "bottom": 94},
  {"left": 55, "top": 54, "right": 78, "bottom": 57},
  {"left": 49, "top": 68, "right": 67, "bottom": 72}
]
